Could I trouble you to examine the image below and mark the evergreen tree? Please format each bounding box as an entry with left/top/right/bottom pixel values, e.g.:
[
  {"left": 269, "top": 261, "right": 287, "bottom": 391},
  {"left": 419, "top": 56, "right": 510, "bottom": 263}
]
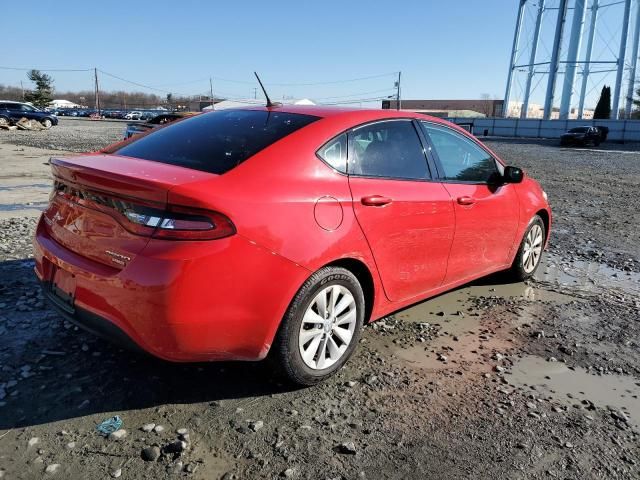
[
  {"left": 632, "top": 86, "right": 640, "bottom": 119},
  {"left": 593, "top": 85, "right": 611, "bottom": 119},
  {"left": 24, "top": 70, "right": 54, "bottom": 109}
]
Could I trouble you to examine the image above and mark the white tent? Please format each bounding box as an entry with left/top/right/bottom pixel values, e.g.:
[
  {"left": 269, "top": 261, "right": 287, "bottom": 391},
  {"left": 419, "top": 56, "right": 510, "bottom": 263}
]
[
  {"left": 202, "top": 99, "right": 264, "bottom": 111},
  {"left": 293, "top": 98, "right": 315, "bottom": 105},
  {"left": 202, "top": 98, "right": 316, "bottom": 112},
  {"left": 50, "top": 99, "right": 82, "bottom": 109}
]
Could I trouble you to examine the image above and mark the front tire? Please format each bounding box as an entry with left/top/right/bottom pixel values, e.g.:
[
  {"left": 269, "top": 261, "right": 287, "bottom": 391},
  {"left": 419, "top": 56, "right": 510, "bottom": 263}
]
[
  {"left": 41, "top": 118, "right": 53, "bottom": 129},
  {"left": 509, "top": 215, "right": 546, "bottom": 281},
  {"left": 273, "top": 266, "right": 365, "bottom": 386}
]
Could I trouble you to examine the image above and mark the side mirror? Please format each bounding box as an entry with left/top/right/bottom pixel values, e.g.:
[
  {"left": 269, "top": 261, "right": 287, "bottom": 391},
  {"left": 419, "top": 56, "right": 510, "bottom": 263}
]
[{"left": 503, "top": 166, "right": 523, "bottom": 184}]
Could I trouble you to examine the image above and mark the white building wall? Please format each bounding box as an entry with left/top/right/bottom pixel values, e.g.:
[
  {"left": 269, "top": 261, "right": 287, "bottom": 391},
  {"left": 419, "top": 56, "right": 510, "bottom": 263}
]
[{"left": 445, "top": 118, "right": 640, "bottom": 142}]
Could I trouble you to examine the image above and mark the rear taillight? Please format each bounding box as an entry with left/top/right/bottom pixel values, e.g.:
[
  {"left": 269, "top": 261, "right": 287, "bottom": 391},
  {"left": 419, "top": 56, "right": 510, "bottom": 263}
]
[
  {"left": 52, "top": 181, "right": 235, "bottom": 241},
  {"left": 124, "top": 204, "right": 235, "bottom": 240}
]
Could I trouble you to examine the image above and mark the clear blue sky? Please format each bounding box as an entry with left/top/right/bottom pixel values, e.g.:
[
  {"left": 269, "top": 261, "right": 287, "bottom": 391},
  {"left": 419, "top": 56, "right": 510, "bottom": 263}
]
[{"left": 1, "top": 1, "right": 519, "bottom": 104}]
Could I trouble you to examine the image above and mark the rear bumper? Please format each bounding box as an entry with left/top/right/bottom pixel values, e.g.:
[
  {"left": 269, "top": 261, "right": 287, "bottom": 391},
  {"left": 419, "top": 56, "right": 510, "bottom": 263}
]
[
  {"left": 39, "top": 280, "right": 144, "bottom": 354},
  {"left": 33, "top": 216, "right": 310, "bottom": 362}
]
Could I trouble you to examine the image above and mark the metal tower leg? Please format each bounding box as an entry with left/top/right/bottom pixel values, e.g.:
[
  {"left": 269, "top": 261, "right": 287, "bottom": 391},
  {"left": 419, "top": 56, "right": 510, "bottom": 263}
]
[
  {"left": 612, "top": 0, "right": 632, "bottom": 118},
  {"left": 544, "top": 0, "right": 569, "bottom": 119},
  {"left": 578, "top": 0, "right": 599, "bottom": 119},
  {"left": 503, "top": 0, "right": 527, "bottom": 118},
  {"left": 624, "top": 0, "right": 640, "bottom": 118},
  {"left": 560, "top": 0, "right": 588, "bottom": 119},
  {"left": 522, "top": 0, "right": 546, "bottom": 118}
]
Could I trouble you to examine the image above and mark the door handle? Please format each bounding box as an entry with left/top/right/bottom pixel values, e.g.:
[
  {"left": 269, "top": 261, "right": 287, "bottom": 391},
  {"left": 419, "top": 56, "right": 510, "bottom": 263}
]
[
  {"left": 457, "top": 196, "right": 476, "bottom": 206},
  {"left": 361, "top": 195, "right": 392, "bottom": 207}
]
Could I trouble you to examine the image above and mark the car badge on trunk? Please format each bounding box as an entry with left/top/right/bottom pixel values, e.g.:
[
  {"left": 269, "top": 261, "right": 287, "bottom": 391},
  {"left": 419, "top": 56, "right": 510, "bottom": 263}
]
[{"left": 105, "top": 250, "right": 131, "bottom": 266}]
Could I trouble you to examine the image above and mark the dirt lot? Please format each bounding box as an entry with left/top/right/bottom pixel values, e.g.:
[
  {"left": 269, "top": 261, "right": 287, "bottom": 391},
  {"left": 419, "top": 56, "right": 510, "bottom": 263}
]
[{"left": 0, "top": 119, "right": 639, "bottom": 480}]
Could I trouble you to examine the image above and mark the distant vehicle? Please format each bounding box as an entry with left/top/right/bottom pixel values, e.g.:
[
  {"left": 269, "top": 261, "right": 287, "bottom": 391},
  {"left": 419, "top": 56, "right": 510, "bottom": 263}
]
[
  {"left": 560, "top": 126, "right": 606, "bottom": 147},
  {"left": 124, "top": 112, "right": 197, "bottom": 139},
  {"left": 125, "top": 111, "right": 143, "bottom": 120},
  {"left": 0, "top": 101, "right": 59, "bottom": 129}
]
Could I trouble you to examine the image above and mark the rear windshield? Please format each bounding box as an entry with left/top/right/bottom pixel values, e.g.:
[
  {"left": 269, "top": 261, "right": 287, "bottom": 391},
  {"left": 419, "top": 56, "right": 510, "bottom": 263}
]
[
  {"left": 116, "top": 109, "right": 319, "bottom": 174},
  {"left": 569, "top": 127, "right": 589, "bottom": 133}
]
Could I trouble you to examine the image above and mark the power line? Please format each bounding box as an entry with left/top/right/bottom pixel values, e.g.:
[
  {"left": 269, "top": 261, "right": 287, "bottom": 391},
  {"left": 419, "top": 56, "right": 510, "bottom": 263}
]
[
  {"left": 0, "top": 66, "right": 92, "bottom": 72},
  {"left": 209, "top": 71, "right": 399, "bottom": 87},
  {"left": 263, "top": 72, "right": 399, "bottom": 87},
  {"left": 315, "top": 88, "right": 396, "bottom": 100},
  {"left": 97, "top": 69, "right": 176, "bottom": 94},
  {"left": 321, "top": 96, "right": 394, "bottom": 106}
]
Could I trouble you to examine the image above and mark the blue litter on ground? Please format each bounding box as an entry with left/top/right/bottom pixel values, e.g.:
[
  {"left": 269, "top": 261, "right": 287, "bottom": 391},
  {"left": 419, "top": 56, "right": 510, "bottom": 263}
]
[{"left": 96, "top": 416, "right": 123, "bottom": 436}]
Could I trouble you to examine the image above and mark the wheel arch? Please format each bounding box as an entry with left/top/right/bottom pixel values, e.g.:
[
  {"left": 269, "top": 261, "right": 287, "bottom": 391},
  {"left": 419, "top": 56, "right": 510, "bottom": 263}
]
[
  {"left": 535, "top": 208, "right": 551, "bottom": 245},
  {"left": 323, "top": 257, "right": 375, "bottom": 324}
]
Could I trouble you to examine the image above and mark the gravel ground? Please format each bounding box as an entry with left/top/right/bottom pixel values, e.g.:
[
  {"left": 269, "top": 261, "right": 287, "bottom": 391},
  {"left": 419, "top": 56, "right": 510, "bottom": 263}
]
[
  {"left": 0, "top": 117, "right": 124, "bottom": 152},
  {"left": 487, "top": 138, "right": 640, "bottom": 273},
  {"left": 0, "top": 122, "right": 639, "bottom": 479}
]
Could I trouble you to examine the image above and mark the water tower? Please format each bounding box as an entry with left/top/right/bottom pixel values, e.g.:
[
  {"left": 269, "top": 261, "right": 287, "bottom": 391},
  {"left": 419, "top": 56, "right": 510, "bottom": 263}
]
[{"left": 503, "top": 0, "right": 640, "bottom": 119}]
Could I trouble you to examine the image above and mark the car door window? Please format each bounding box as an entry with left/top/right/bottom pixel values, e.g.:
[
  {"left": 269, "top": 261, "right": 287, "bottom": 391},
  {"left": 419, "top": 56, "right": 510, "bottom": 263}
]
[
  {"left": 349, "top": 120, "right": 430, "bottom": 180},
  {"left": 421, "top": 122, "right": 499, "bottom": 183}
]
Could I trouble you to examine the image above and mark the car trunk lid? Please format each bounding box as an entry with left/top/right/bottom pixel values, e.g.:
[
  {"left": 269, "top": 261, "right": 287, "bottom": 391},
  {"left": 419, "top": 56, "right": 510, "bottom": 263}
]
[{"left": 44, "top": 154, "right": 217, "bottom": 269}]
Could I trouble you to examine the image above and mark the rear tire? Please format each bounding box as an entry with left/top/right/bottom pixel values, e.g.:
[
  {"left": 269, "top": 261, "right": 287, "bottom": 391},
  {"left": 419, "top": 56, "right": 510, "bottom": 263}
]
[
  {"left": 273, "top": 266, "right": 365, "bottom": 386},
  {"left": 508, "top": 215, "right": 546, "bottom": 281}
]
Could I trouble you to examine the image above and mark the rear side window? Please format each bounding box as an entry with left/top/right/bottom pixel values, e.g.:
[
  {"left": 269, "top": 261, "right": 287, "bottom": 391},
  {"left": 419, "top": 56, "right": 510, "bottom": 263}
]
[
  {"left": 317, "top": 133, "right": 347, "bottom": 172},
  {"left": 349, "top": 120, "right": 430, "bottom": 180},
  {"left": 116, "top": 110, "right": 319, "bottom": 174}
]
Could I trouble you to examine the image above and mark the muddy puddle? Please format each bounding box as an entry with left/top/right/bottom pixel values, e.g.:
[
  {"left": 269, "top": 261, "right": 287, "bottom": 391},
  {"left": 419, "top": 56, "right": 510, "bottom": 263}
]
[
  {"left": 0, "top": 202, "right": 48, "bottom": 212},
  {"left": 0, "top": 183, "right": 50, "bottom": 191},
  {"left": 540, "top": 253, "right": 640, "bottom": 296},
  {"left": 391, "top": 278, "right": 574, "bottom": 371},
  {"left": 508, "top": 355, "right": 640, "bottom": 428},
  {"left": 389, "top": 253, "right": 640, "bottom": 372}
]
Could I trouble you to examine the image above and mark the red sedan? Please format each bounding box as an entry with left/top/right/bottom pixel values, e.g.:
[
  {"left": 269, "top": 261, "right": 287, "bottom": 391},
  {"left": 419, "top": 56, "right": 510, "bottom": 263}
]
[{"left": 33, "top": 106, "right": 551, "bottom": 385}]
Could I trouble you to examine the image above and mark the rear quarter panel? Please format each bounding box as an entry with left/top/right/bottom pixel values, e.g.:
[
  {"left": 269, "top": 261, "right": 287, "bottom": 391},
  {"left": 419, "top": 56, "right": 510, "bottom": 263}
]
[{"left": 166, "top": 116, "right": 387, "bottom": 317}]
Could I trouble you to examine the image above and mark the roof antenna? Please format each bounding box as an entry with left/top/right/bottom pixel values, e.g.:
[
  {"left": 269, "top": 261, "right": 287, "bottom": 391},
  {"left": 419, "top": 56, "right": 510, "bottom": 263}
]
[{"left": 254, "top": 72, "right": 281, "bottom": 107}]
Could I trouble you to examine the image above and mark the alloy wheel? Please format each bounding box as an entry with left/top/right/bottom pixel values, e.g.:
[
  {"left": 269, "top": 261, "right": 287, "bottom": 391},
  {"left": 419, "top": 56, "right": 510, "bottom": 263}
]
[
  {"left": 298, "top": 284, "right": 357, "bottom": 370},
  {"left": 522, "top": 224, "right": 543, "bottom": 273}
]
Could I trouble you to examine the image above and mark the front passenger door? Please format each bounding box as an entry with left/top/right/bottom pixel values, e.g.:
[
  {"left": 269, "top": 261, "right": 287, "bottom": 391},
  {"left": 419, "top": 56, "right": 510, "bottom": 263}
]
[{"left": 420, "top": 122, "right": 519, "bottom": 284}]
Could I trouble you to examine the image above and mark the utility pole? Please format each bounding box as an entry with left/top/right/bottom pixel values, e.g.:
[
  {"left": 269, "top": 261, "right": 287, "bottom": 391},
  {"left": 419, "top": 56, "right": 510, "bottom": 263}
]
[
  {"left": 20, "top": 81, "right": 25, "bottom": 100},
  {"left": 396, "top": 71, "right": 402, "bottom": 110},
  {"left": 209, "top": 77, "right": 215, "bottom": 110},
  {"left": 253, "top": 87, "right": 257, "bottom": 99},
  {"left": 94, "top": 68, "right": 101, "bottom": 115}
]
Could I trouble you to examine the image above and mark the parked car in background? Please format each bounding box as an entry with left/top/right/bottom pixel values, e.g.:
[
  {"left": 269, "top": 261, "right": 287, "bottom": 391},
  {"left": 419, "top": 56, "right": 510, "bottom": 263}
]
[
  {"left": 125, "top": 111, "right": 143, "bottom": 120},
  {"left": 0, "top": 101, "right": 59, "bottom": 129},
  {"left": 34, "top": 107, "right": 551, "bottom": 385},
  {"left": 560, "top": 126, "right": 607, "bottom": 147},
  {"left": 124, "top": 112, "right": 197, "bottom": 138}
]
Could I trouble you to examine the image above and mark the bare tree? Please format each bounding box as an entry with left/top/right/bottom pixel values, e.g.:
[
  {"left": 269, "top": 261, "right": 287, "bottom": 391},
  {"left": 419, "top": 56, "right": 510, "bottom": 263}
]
[{"left": 479, "top": 93, "right": 494, "bottom": 117}]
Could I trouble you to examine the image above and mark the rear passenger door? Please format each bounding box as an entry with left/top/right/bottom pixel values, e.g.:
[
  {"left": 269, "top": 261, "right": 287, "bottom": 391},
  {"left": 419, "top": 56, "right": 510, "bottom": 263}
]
[
  {"left": 347, "top": 119, "right": 455, "bottom": 302},
  {"left": 420, "top": 122, "right": 519, "bottom": 283}
]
